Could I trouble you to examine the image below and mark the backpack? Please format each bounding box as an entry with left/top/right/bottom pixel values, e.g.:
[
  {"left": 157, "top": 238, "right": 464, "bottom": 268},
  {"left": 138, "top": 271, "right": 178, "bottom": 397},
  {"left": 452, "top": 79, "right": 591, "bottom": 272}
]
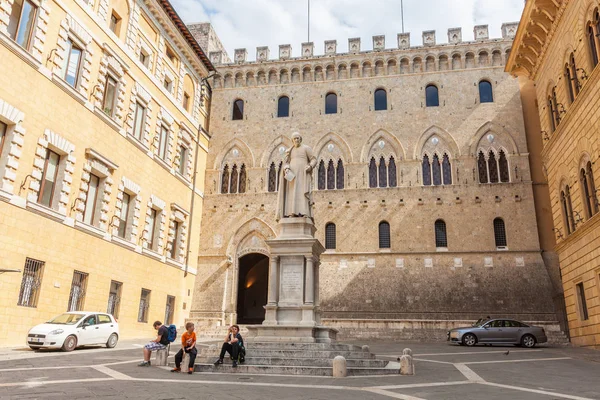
[{"left": 166, "top": 324, "right": 177, "bottom": 343}]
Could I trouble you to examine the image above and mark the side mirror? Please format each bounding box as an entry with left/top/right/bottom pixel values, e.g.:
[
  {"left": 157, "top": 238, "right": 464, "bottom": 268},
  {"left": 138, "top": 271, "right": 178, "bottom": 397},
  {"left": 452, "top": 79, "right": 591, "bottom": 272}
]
[
  {"left": 483, "top": 325, "right": 489, "bottom": 329},
  {"left": 82, "top": 322, "right": 90, "bottom": 328}
]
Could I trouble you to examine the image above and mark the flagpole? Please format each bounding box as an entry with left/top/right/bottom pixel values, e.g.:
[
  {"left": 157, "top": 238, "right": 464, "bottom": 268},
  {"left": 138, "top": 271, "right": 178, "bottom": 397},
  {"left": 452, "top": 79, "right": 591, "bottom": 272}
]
[
  {"left": 308, "top": 0, "right": 311, "bottom": 42},
  {"left": 401, "top": 0, "right": 405, "bottom": 33}
]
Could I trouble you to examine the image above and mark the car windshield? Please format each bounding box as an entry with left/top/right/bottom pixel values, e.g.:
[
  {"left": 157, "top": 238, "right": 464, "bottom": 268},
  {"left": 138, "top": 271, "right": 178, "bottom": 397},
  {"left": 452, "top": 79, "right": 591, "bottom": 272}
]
[
  {"left": 48, "top": 313, "right": 85, "bottom": 325},
  {"left": 472, "top": 318, "right": 489, "bottom": 327}
]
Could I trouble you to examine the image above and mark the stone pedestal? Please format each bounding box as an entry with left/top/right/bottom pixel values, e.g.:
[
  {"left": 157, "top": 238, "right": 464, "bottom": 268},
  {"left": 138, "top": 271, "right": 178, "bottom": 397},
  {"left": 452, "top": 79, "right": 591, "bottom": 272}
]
[
  {"left": 246, "top": 217, "right": 337, "bottom": 343},
  {"left": 155, "top": 347, "right": 169, "bottom": 366}
]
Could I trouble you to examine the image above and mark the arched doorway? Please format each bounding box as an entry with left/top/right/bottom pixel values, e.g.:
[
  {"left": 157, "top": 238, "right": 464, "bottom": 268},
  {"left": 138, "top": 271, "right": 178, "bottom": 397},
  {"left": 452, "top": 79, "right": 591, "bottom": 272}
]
[{"left": 236, "top": 253, "right": 269, "bottom": 324}]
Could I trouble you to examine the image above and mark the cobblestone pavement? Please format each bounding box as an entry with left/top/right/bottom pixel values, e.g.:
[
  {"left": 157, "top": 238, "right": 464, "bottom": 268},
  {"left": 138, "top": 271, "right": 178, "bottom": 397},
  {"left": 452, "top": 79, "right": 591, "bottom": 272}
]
[{"left": 0, "top": 339, "right": 598, "bottom": 399}]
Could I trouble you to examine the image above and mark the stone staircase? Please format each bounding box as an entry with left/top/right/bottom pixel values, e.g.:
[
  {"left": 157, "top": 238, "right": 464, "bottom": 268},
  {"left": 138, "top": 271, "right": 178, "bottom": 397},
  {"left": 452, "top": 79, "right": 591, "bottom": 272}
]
[{"left": 193, "top": 342, "right": 399, "bottom": 376}]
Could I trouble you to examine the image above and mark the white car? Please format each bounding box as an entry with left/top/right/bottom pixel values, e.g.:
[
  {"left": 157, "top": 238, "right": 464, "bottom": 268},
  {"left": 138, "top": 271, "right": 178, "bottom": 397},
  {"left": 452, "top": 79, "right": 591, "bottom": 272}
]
[{"left": 27, "top": 312, "right": 119, "bottom": 352}]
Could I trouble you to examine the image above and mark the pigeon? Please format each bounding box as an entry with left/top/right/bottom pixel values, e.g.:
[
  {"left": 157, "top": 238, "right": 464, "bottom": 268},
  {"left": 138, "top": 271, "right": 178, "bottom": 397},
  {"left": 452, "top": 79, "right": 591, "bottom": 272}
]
[
  {"left": 504, "top": 350, "right": 510, "bottom": 355},
  {"left": 397, "top": 357, "right": 401, "bottom": 362}
]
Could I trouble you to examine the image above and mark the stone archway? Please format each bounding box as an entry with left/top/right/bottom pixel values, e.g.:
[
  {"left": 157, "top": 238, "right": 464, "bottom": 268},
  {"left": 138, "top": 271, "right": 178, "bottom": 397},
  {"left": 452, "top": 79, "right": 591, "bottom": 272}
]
[{"left": 236, "top": 253, "right": 269, "bottom": 324}]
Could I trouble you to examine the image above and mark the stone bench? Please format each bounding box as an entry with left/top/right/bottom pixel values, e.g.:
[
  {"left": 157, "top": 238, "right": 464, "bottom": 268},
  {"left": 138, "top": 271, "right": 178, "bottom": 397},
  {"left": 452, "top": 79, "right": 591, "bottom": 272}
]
[{"left": 155, "top": 346, "right": 170, "bottom": 366}]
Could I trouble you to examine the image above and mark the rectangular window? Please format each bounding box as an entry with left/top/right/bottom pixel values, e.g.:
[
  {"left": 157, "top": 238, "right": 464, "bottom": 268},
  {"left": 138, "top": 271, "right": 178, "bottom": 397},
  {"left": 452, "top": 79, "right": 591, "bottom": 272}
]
[
  {"left": 7, "top": 0, "right": 38, "bottom": 50},
  {"left": 132, "top": 102, "right": 146, "bottom": 141},
  {"left": 165, "top": 45, "right": 177, "bottom": 63},
  {"left": 83, "top": 174, "right": 100, "bottom": 225},
  {"left": 163, "top": 77, "right": 173, "bottom": 93},
  {"left": 102, "top": 75, "right": 118, "bottom": 117},
  {"left": 138, "top": 288, "right": 151, "bottom": 323},
  {"left": 109, "top": 11, "right": 121, "bottom": 35},
  {"left": 117, "top": 192, "right": 131, "bottom": 238},
  {"left": 178, "top": 146, "right": 188, "bottom": 176},
  {"left": 38, "top": 149, "right": 60, "bottom": 208},
  {"left": 165, "top": 295, "right": 175, "bottom": 325},
  {"left": 68, "top": 271, "right": 88, "bottom": 311},
  {"left": 17, "top": 258, "right": 44, "bottom": 307},
  {"left": 576, "top": 282, "right": 589, "bottom": 321},
  {"left": 0, "top": 122, "right": 7, "bottom": 156},
  {"left": 107, "top": 280, "right": 122, "bottom": 318},
  {"left": 139, "top": 51, "right": 148, "bottom": 67},
  {"left": 64, "top": 39, "right": 83, "bottom": 88},
  {"left": 183, "top": 93, "right": 190, "bottom": 111},
  {"left": 147, "top": 208, "right": 158, "bottom": 250},
  {"left": 158, "top": 125, "right": 169, "bottom": 160},
  {"left": 169, "top": 220, "right": 180, "bottom": 259}
]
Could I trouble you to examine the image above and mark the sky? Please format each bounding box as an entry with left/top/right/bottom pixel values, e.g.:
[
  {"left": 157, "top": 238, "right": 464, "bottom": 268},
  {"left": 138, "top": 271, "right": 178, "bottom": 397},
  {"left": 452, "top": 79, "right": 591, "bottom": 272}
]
[{"left": 171, "top": 0, "right": 525, "bottom": 61}]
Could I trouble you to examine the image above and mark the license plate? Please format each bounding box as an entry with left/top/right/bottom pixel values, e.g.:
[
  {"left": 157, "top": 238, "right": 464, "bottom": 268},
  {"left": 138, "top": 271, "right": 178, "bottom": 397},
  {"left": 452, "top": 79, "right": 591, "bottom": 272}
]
[{"left": 30, "top": 338, "right": 41, "bottom": 343}]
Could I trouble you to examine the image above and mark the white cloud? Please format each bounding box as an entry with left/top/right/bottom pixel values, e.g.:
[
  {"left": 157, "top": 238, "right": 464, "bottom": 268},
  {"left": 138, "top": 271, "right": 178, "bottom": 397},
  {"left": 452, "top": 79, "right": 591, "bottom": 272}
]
[{"left": 173, "top": 0, "right": 524, "bottom": 61}]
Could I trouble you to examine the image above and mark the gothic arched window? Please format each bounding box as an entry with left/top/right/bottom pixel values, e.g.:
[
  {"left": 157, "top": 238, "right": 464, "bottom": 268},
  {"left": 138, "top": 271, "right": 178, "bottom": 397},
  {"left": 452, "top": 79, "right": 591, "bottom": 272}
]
[
  {"left": 442, "top": 154, "right": 452, "bottom": 185},
  {"left": 494, "top": 218, "right": 507, "bottom": 248},
  {"left": 389, "top": 157, "right": 397, "bottom": 187},
  {"left": 232, "top": 99, "right": 244, "bottom": 120},
  {"left": 378, "top": 156, "right": 387, "bottom": 188},
  {"left": 336, "top": 159, "right": 344, "bottom": 189},
  {"left": 229, "top": 165, "right": 238, "bottom": 193},
  {"left": 425, "top": 84, "right": 439, "bottom": 107},
  {"left": 318, "top": 160, "right": 326, "bottom": 190},
  {"left": 422, "top": 155, "right": 432, "bottom": 186},
  {"left": 587, "top": 161, "right": 598, "bottom": 216},
  {"left": 561, "top": 186, "right": 576, "bottom": 235},
  {"left": 374, "top": 88, "right": 387, "bottom": 111},
  {"left": 239, "top": 164, "right": 247, "bottom": 193},
  {"left": 268, "top": 163, "right": 277, "bottom": 192},
  {"left": 478, "top": 152, "right": 488, "bottom": 183},
  {"left": 581, "top": 168, "right": 592, "bottom": 218},
  {"left": 327, "top": 160, "right": 335, "bottom": 190},
  {"left": 221, "top": 165, "right": 229, "bottom": 194},
  {"left": 479, "top": 80, "right": 493, "bottom": 103},
  {"left": 325, "top": 223, "right": 336, "bottom": 250},
  {"left": 325, "top": 93, "right": 337, "bottom": 114},
  {"left": 369, "top": 158, "right": 377, "bottom": 188},
  {"left": 435, "top": 219, "right": 447, "bottom": 248},
  {"left": 432, "top": 154, "right": 442, "bottom": 185},
  {"left": 379, "top": 221, "right": 391, "bottom": 249},
  {"left": 499, "top": 150, "right": 510, "bottom": 183},
  {"left": 277, "top": 96, "right": 289, "bottom": 117},
  {"left": 488, "top": 151, "right": 499, "bottom": 183},
  {"left": 588, "top": 19, "right": 599, "bottom": 68}
]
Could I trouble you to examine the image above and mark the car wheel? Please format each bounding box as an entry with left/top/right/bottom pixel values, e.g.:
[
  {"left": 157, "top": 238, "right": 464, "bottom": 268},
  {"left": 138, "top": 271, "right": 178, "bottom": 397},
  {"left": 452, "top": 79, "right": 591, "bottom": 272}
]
[
  {"left": 521, "top": 334, "right": 536, "bottom": 348},
  {"left": 106, "top": 333, "right": 118, "bottom": 348},
  {"left": 462, "top": 333, "right": 477, "bottom": 347},
  {"left": 61, "top": 335, "right": 77, "bottom": 352}
]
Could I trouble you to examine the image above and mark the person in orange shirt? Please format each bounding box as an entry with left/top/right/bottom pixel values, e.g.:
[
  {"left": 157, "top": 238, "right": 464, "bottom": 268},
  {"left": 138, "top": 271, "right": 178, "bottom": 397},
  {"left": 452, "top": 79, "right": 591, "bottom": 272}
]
[{"left": 171, "top": 322, "right": 197, "bottom": 374}]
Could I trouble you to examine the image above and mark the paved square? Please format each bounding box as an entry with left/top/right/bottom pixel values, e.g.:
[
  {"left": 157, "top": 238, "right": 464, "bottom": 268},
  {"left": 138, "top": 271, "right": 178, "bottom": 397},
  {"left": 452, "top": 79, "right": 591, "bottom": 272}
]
[{"left": 0, "top": 340, "right": 598, "bottom": 399}]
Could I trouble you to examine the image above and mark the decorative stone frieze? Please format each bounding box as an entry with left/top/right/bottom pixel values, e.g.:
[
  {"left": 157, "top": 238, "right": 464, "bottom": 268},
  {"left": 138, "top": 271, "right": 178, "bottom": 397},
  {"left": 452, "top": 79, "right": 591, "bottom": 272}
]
[
  {"left": 279, "top": 44, "right": 291, "bottom": 60},
  {"left": 448, "top": 27, "right": 462, "bottom": 44},
  {"left": 474, "top": 25, "right": 489, "bottom": 40},
  {"left": 301, "top": 42, "right": 314, "bottom": 57},
  {"left": 235, "top": 48, "right": 247, "bottom": 63},
  {"left": 422, "top": 30, "right": 436, "bottom": 46},
  {"left": 373, "top": 35, "right": 385, "bottom": 51},
  {"left": 324, "top": 40, "right": 337, "bottom": 55},
  {"left": 348, "top": 38, "right": 360, "bottom": 53},
  {"left": 397, "top": 32, "right": 410, "bottom": 49},
  {"left": 256, "top": 46, "right": 269, "bottom": 62}
]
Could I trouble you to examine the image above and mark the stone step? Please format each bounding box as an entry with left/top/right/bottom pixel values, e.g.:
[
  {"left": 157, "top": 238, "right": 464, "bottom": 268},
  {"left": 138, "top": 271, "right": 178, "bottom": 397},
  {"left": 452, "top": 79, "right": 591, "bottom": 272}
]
[
  {"left": 199, "top": 349, "right": 375, "bottom": 359},
  {"left": 243, "top": 342, "right": 365, "bottom": 351},
  {"left": 194, "top": 363, "right": 398, "bottom": 376},
  {"left": 195, "top": 356, "right": 388, "bottom": 368}
]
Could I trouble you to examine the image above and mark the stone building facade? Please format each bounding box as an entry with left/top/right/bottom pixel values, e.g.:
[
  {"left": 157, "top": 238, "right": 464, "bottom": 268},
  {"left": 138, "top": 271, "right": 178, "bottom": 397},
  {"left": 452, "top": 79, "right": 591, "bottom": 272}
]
[
  {"left": 508, "top": 0, "right": 600, "bottom": 349},
  {"left": 0, "top": 0, "right": 213, "bottom": 346},
  {"left": 189, "top": 24, "right": 564, "bottom": 339}
]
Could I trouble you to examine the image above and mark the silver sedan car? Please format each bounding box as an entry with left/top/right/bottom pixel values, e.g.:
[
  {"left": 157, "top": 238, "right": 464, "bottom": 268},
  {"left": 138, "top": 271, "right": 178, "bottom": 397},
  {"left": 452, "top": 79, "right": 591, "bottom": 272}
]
[{"left": 447, "top": 318, "right": 547, "bottom": 348}]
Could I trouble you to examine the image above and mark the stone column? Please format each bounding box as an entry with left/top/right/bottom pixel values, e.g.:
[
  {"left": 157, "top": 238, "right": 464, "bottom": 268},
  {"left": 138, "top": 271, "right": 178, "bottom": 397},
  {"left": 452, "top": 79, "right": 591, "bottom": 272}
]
[
  {"left": 305, "top": 256, "right": 314, "bottom": 304},
  {"left": 267, "top": 256, "right": 279, "bottom": 305}
]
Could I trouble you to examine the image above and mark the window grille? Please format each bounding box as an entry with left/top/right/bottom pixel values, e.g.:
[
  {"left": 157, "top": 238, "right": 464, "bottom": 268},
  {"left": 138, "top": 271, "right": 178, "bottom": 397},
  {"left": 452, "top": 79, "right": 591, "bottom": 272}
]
[
  {"left": 138, "top": 289, "right": 151, "bottom": 322},
  {"left": 432, "top": 154, "right": 442, "bottom": 185},
  {"left": 165, "top": 295, "right": 175, "bottom": 325},
  {"left": 378, "top": 157, "right": 387, "bottom": 188},
  {"left": 422, "top": 155, "right": 432, "bottom": 186},
  {"left": 336, "top": 159, "right": 344, "bottom": 189},
  {"left": 369, "top": 158, "right": 377, "bottom": 188},
  {"left": 498, "top": 151, "right": 510, "bottom": 183},
  {"left": 232, "top": 99, "right": 244, "bottom": 120},
  {"left": 277, "top": 96, "right": 289, "bottom": 117},
  {"left": 268, "top": 163, "right": 277, "bottom": 192},
  {"left": 479, "top": 81, "right": 493, "bottom": 103},
  {"left": 435, "top": 220, "right": 447, "bottom": 248},
  {"left": 18, "top": 258, "right": 44, "bottom": 307},
  {"left": 68, "top": 271, "right": 88, "bottom": 311},
  {"left": 488, "top": 151, "right": 499, "bottom": 183},
  {"left": 318, "top": 160, "right": 326, "bottom": 190},
  {"left": 107, "top": 280, "right": 122, "bottom": 318},
  {"left": 388, "top": 157, "right": 397, "bottom": 187},
  {"left": 379, "top": 221, "right": 391, "bottom": 249},
  {"left": 221, "top": 165, "right": 229, "bottom": 194},
  {"left": 327, "top": 160, "right": 335, "bottom": 190},
  {"left": 494, "top": 218, "right": 507, "bottom": 248},
  {"left": 374, "top": 89, "right": 387, "bottom": 111},
  {"left": 478, "top": 152, "right": 488, "bottom": 183},
  {"left": 325, "top": 223, "right": 336, "bottom": 250},
  {"left": 442, "top": 154, "right": 452, "bottom": 184},
  {"left": 239, "top": 164, "right": 247, "bottom": 193}
]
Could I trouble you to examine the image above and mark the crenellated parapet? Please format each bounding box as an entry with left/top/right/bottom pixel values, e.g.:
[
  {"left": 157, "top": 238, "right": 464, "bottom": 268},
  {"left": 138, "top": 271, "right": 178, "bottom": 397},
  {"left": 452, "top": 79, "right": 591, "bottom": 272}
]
[{"left": 208, "top": 23, "right": 519, "bottom": 89}]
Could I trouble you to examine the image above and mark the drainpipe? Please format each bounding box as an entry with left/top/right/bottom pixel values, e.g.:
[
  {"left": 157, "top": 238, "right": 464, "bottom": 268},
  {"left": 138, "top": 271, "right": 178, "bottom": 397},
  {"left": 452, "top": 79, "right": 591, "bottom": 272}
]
[{"left": 184, "top": 75, "right": 213, "bottom": 278}]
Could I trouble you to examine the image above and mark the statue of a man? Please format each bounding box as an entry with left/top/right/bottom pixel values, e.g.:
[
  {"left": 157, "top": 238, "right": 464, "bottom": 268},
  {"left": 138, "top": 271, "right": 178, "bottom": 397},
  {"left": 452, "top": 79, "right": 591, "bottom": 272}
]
[{"left": 276, "top": 132, "right": 317, "bottom": 220}]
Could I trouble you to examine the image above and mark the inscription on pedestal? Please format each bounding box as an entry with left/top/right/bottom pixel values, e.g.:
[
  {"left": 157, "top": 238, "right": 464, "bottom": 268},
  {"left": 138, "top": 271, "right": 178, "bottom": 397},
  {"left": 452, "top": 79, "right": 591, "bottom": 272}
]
[{"left": 279, "top": 256, "right": 304, "bottom": 304}]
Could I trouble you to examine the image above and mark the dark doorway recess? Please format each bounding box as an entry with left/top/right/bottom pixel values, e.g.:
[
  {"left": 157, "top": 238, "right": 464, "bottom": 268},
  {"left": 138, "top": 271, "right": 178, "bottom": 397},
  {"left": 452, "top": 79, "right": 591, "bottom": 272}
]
[{"left": 237, "top": 253, "right": 269, "bottom": 324}]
